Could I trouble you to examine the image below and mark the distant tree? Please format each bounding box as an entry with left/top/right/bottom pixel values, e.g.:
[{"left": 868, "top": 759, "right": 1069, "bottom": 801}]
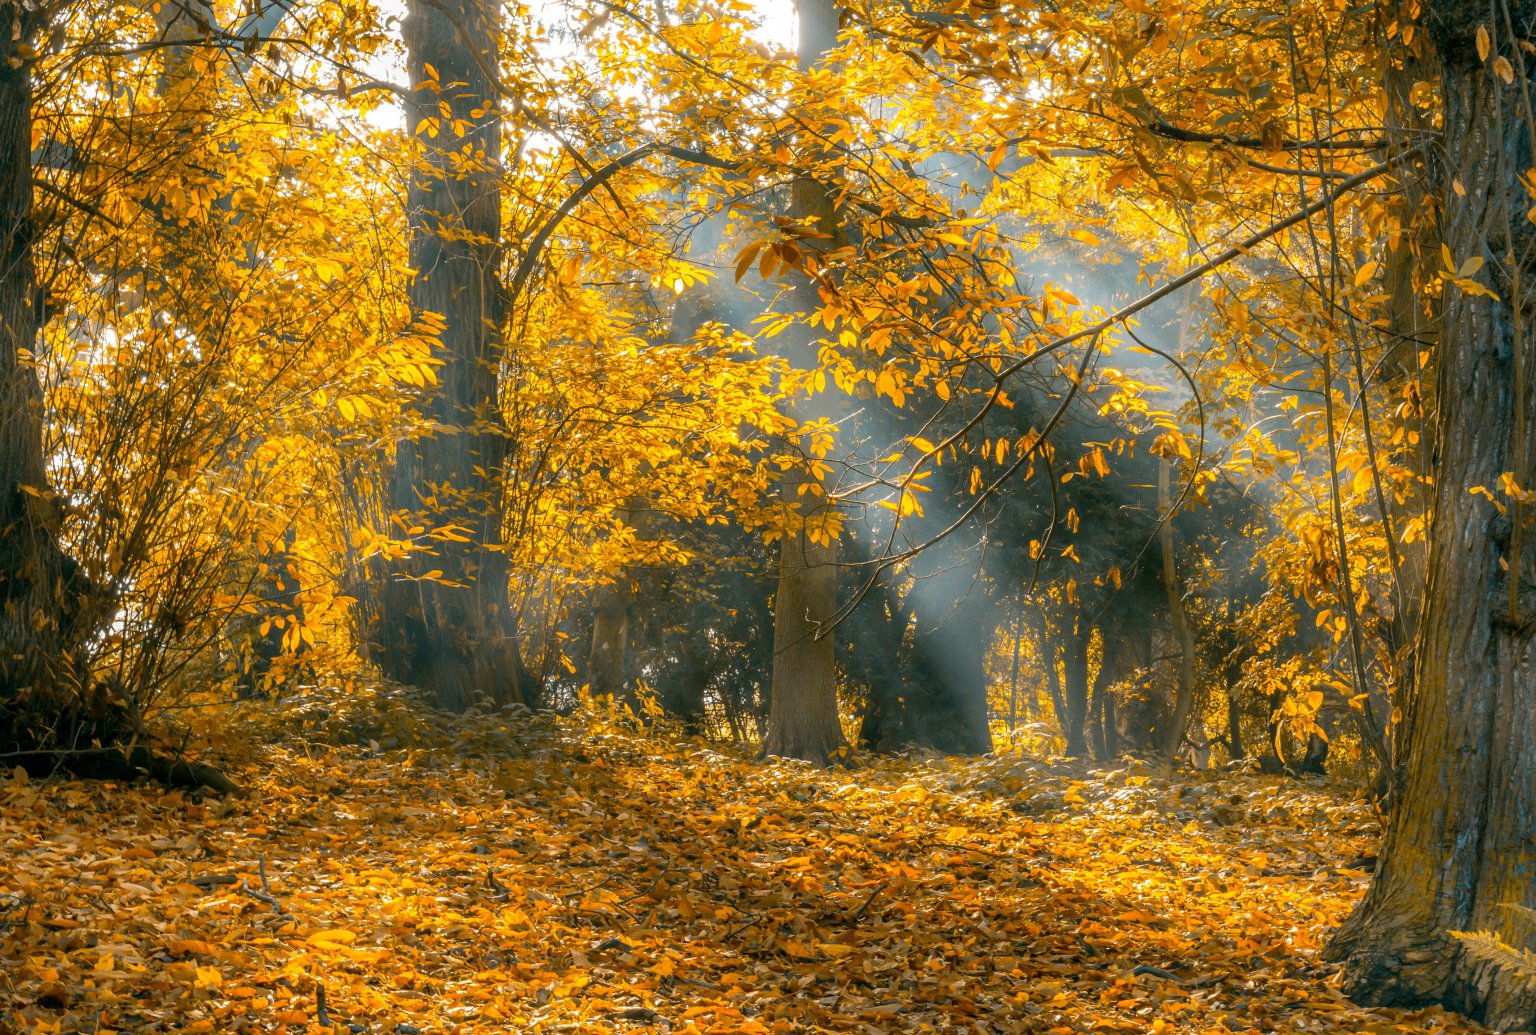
[{"left": 761, "top": 0, "right": 846, "bottom": 763}]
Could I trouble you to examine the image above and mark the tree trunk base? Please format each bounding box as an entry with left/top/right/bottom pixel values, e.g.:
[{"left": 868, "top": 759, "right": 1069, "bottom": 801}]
[
  {"left": 1328, "top": 911, "right": 1536, "bottom": 1032},
  {"left": 759, "top": 722, "right": 848, "bottom": 766}
]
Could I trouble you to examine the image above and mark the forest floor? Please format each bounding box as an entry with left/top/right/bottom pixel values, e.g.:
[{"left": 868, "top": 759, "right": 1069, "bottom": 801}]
[{"left": 0, "top": 693, "right": 1486, "bottom": 1035}]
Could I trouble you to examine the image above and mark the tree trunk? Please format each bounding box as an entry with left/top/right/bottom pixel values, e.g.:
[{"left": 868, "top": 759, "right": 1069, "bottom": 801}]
[
  {"left": 660, "top": 637, "right": 710, "bottom": 735},
  {"left": 0, "top": 3, "right": 91, "bottom": 751},
  {"left": 1224, "top": 666, "right": 1245, "bottom": 761},
  {"left": 851, "top": 576, "right": 905, "bottom": 751},
  {"left": 1326, "top": 11, "right": 1536, "bottom": 1028},
  {"left": 1090, "top": 631, "right": 1125, "bottom": 761},
  {"left": 1060, "top": 620, "right": 1090, "bottom": 758},
  {"left": 1034, "top": 612, "right": 1067, "bottom": 735},
  {"left": 764, "top": 462, "right": 844, "bottom": 760},
  {"left": 1157, "top": 460, "right": 1197, "bottom": 767},
  {"left": 369, "top": 0, "right": 533, "bottom": 712},
  {"left": 1007, "top": 610, "right": 1022, "bottom": 734},
  {"left": 587, "top": 583, "right": 631, "bottom": 701},
  {"left": 762, "top": 0, "right": 845, "bottom": 762}
]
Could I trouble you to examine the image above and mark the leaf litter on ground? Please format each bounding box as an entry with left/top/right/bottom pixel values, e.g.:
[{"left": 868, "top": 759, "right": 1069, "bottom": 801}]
[{"left": 0, "top": 698, "right": 1485, "bottom": 1035}]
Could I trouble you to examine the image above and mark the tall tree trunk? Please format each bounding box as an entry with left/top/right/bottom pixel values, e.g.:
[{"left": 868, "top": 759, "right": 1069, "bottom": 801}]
[
  {"left": 370, "top": 0, "right": 533, "bottom": 712},
  {"left": 851, "top": 576, "right": 906, "bottom": 751},
  {"left": 1090, "top": 633, "right": 1124, "bottom": 762},
  {"left": 1032, "top": 608, "right": 1067, "bottom": 733},
  {"left": 1224, "top": 667, "right": 1245, "bottom": 761},
  {"left": 661, "top": 646, "right": 710, "bottom": 735},
  {"left": 762, "top": 0, "right": 845, "bottom": 762},
  {"left": 1060, "top": 619, "right": 1090, "bottom": 758},
  {"left": 1157, "top": 460, "right": 1197, "bottom": 767},
  {"left": 764, "top": 460, "right": 844, "bottom": 760},
  {"left": 0, "top": 3, "right": 89, "bottom": 749},
  {"left": 1326, "top": 9, "right": 1536, "bottom": 1028},
  {"left": 1007, "top": 610, "right": 1022, "bottom": 734}
]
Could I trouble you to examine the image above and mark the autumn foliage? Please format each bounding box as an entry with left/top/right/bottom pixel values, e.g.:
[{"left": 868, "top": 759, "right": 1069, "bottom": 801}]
[
  {"left": 0, "top": 705, "right": 1492, "bottom": 1035},
  {"left": 1, "top": 0, "right": 1535, "bottom": 1028}
]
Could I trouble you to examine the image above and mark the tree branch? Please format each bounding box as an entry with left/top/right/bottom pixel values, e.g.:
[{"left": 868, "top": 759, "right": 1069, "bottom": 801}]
[
  {"left": 829, "top": 144, "right": 1425, "bottom": 623},
  {"left": 1146, "top": 115, "right": 1388, "bottom": 152},
  {"left": 33, "top": 178, "right": 121, "bottom": 228}
]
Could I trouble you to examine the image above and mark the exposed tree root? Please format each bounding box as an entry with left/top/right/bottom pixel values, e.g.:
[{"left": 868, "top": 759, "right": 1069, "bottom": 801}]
[{"left": 4, "top": 743, "right": 240, "bottom": 795}]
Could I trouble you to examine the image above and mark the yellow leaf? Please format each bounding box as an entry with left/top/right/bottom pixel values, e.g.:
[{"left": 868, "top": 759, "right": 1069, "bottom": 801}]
[
  {"left": 1477, "top": 25, "right": 1492, "bottom": 61},
  {"left": 734, "top": 242, "right": 761, "bottom": 283},
  {"left": 1494, "top": 55, "right": 1515, "bottom": 84},
  {"left": 1353, "top": 261, "right": 1378, "bottom": 287},
  {"left": 166, "top": 940, "right": 218, "bottom": 957},
  {"left": 306, "top": 929, "right": 358, "bottom": 949}
]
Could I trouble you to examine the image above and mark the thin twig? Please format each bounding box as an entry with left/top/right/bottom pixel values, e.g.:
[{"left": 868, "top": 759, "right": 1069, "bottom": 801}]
[
  {"left": 722, "top": 912, "right": 766, "bottom": 941},
  {"left": 847, "top": 882, "right": 888, "bottom": 923},
  {"left": 619, "top": 857, "right": 673, "bottom": 905}
]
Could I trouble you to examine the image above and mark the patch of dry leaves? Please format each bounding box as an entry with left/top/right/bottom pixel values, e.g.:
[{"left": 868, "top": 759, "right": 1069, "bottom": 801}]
[{"left": 0, "top": 705, "right": 1486, "bottom": 1034}]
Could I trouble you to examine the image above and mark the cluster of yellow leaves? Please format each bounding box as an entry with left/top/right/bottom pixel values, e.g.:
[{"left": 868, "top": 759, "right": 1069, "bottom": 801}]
[{"left": 0, "top": 708, "right": 1486, "bottom": 1035}]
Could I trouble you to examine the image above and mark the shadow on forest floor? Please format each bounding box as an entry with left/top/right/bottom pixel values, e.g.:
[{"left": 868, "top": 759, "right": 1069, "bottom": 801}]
[{"left": 0, "top": 702, "right": 1487, "bottom": 1034}]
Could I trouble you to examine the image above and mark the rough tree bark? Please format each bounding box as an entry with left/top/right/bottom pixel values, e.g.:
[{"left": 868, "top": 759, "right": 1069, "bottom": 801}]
[
  {"left": 0, "top": 2, "right": 85, "bottom": 744},
  {"left": 1325, "top": 5, "right": 1536, "bottom": 1028},
  {"left": 763, "top": 458, "right": 845, "bottom": 760},
  {"left": 761, "top": 0, "right": 846, "bottom": 762},
  {"left": 370, "top": 0, "right": 533, "bottom": 711}
]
